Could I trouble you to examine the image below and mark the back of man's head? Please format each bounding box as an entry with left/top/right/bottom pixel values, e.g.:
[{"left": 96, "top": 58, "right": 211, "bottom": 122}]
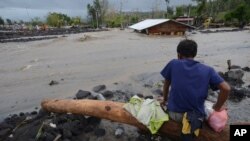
[{"left": 177, "top": 39, "right": 197, "bottom": 58}]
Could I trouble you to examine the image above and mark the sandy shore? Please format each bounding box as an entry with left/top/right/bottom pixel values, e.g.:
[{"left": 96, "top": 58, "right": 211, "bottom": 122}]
[{"left": 0, "top": 28, "right": 250, "bottom": 120}]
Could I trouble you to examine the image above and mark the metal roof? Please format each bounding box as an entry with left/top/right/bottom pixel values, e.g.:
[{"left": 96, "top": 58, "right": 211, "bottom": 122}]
[
  {"left": 129, "top": 19, "right": 170, "bottom": 31},
  {"left": 129, "top": 19, "right": 196, "bottom": 31}
]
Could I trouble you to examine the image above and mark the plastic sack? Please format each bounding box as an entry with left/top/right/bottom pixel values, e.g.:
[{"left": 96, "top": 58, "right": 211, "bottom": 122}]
[
  {"left": 208, "top": 110, "right": 228, "bottom": 132},
  {"left": 204, "top": 101, "right": 228, "bottom": 132}
]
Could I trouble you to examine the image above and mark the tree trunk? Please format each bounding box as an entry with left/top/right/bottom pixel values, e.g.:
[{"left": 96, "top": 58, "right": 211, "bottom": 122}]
[{"left": 41, "top": 99, "right": 229, "bottom": 141}]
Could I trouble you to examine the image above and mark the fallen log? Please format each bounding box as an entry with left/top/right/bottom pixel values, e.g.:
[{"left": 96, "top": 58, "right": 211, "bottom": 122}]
[{"left": 41, "top": 99, "right": 229, "bottom": 141}]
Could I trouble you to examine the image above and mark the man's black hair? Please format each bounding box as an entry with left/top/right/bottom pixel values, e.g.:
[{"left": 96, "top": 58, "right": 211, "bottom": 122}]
[{"left": 177, "top": 39, "right": 197, "bottom": 58}]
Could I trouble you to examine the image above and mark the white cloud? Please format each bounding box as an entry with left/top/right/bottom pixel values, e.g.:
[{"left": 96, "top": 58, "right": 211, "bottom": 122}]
[{"left": 0, "top": 0, "right": 194, "bottom": 21}]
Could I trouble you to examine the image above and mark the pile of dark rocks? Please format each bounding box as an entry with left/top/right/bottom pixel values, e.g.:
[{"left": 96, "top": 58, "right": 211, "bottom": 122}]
[
  {"left": 0, "top": 104, "right": 103, "bottom": 141},
  {"left": 199, "top": 28, "right": 249, "bottom": 34},
  {"left": 0, "top": 27, "right": 108, "bottom": 43},
  {"left": 0, "top": 84, "right": 164, "bottom": 141},
  {"left": 218, "top": 66, "right": 250, "bottom": 102}
]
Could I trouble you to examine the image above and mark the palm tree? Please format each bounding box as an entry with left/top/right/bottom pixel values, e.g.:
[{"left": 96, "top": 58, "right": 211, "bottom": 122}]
[{"left": 165, "top": 0, "right": 170, "bottom": 18}]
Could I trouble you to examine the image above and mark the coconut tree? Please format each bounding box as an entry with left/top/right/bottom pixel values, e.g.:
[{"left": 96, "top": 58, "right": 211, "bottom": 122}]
[{"left": 165, "top": 0, "right": 170, "bottom": 18}]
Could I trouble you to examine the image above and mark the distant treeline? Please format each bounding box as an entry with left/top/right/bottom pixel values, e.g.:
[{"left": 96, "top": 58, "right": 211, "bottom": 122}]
[{"left": 0, "top": 0, "right": 249, "bottom": 28}]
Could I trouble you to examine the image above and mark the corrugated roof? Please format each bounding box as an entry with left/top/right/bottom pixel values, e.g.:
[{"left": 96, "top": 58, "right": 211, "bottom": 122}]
[
  {"left": 129, "top": 19, "right": 196, "bottom": 31},
  {"left": 129, "top": 19, "right": 170, "bottom": 31}
]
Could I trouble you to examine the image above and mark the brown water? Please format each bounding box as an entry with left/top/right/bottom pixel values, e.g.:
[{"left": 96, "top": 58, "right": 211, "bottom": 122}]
[{"left": 0, "top": 29, "right": 250, "bottom": 122}]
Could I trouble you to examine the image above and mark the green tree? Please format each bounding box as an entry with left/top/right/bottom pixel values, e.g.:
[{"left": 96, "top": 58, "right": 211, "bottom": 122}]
[
  {"left": 165, "top": 0, "right": 170, "bottom": 17},
  {"left": 225, "top": 4, "right": 250, "bottom": 28},
  {"left": 87, "top": 0, "right": 109, "bottom": 28},
  {"left": 0, "top": 17, "right": 4, "bottom": 25},
  {"left": 71, "top": 17, "right": 81, "bottom": 26},
  {"left": 176, "top": 6, "right": 184, "bottom": 17},
  {"left": 6, "top": 19, "right": 12, "bottom": 25},
  {"left": 31, "top": 17, "right": 43, "bottom": 26},
  {"left": 130, "top": 15, "right": 139, "bottom": 24},
  {"left": 46, "top": 12, "right": 71, "bottom": 27}
]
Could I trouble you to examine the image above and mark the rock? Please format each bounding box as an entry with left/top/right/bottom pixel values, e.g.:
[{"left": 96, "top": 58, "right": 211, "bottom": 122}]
[
  {"left": 19, "top": 112, "right": 25, "bottom": 117},
  {"left": 144, "top": 96, "right": 153, "bottom": 99},
  {"left": 41, "top": 132, "right": 55, "bottom": 141},
  {"left": 92, "top": 85, "right": 106, "bottom": 92},
  {"left": 227, "top": 69, "right": 244, "bottom": 80},
  {"left": 136, "top": 93, "right": 144, "bottom": 98},
  {"left": 0, "top": 128, "right": 11, "bottom": 138},
  {"left": 63, "top": 129, "right": 72, "bottom": 139},
  {"left": 96, "top": 93, "right": 106, "bottom": 100},
  {"left": 218, "top": 71, "right": 225, "bottom": 78},
  {"left": 224, "top": 69, "right": 245, "bottom": 86},
  {"left": 87, "top": 95, "right": 97, "bottom": 100},
  {"left": 75, "top": 90, "right": 91, "bottom": 99},
  {"left": 0, "top": 122, "right": 14, "bottom": 129},
  {"left": 87, "top": 117, "right": 101, "bottom": 126},
  {"left": 37, "top": 108, "right": 49, "bottom": 118},
  {"left": 151, "top": 88, "right": 163, "bottom": 95},
  {"left": 229, "top": 87, "right": 247, "bottom": 102},
  {"left": 31, "top": 111, "right": 37, "bottom": 115},
  {"left": 71, "top": 128, "right": 82, "bottom": 136},
  {"left": 242, "top": 66, "right": 250, "bottom": 72},
  {"left": 94, "top": 128, "right": 106, "bottom": 137},
  {"left": 49, "top": 80, "right": 59, "bottom": 86},
  {"left": 102, "top": 90, "right": 114, "bottom": 99},
  {"left": 84, "top": 126, "right": 94, "bottom": 133},
  {"left": 115, "top": 126, "right": 124, "bottom": 138},
  {"left": 230, "top": 65, "right": 241, "bottom": 70}
]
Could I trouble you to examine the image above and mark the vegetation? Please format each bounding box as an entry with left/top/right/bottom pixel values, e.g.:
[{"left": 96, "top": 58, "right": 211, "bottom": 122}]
[
  {"left": 2, "top": 0, "right": 250, "bottom": 29},
  {"left": 46, "top": 12, "right": 71, "bottom": 27},
  {"left": 6, "top": 19, "right": 12, "bottom": 25},
  {"left": 0, "top": 17, "right": 5, "bottom": 25},
  {"left": 31, "top": 17, "right": 43, "bottom": 26},
  {"left": 225, "top": 4, "right": 250, "bottom": 28},
  {"left": 87, "top": 0, "right": 109, "bottom": 28},
  {"left": 70, "top": 17, "right": 81, "bottom": 26}
]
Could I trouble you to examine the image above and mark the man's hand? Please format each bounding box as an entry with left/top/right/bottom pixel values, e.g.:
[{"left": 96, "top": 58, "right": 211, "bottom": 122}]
[
  {"left": 157, "top": 96, "right": 167, "bottom": 108},
  {"left": 213, "top": 81, "right": 230, "bottom": 112}
]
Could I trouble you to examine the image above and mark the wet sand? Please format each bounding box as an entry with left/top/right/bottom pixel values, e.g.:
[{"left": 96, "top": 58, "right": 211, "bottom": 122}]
[{"left": 0, "top": 28, "right": 250, "bottom": 121}]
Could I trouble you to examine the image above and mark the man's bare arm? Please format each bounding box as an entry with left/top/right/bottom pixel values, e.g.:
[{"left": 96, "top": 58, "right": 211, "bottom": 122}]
[
  {"left": 213, "top": 81, "right": 231, "bottom": 111},
  {"left": 162, "top": 80, "right": 171, "bottom": 104}
]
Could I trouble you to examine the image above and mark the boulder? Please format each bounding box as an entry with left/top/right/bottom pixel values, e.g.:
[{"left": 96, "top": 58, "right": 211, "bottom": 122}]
[
  {"left": 0, "top": 128, "right": 11, "bottom": 138},
  {"left": 226, "top": 69, "right": 244, "bottom": 80},
  {"left": 92, "top": 85, "right": 106, "bottom": 93},
  {"left": 144, "top": 96, "right": 153, "bottom": 99},
  {"left": 94, "top": 128, "right": 106, "bottom": 137},
  {"left": 102, "top": 90, "right": 114, "bottom": 99},
  {"left": 242, "top": 67, "right": 250, "bottom": 72},
  {"left": 75, "top": 90, "right": 91, "bottom": 99},
  {"left": 229, "top": 87, "right": 249, "bottom": 102},
  {"left": 115, "top": 126, "right": 124, "bottom": 138}
]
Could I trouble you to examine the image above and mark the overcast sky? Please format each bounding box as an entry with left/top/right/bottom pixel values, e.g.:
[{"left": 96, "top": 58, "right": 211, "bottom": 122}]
[{"left": 0, "top": 0, "right": 194, "bottom": 21}]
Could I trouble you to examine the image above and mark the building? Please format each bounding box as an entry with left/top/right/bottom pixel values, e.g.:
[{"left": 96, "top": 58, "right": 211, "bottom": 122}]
[
  {"left": 175, "top": 17, "right": 194, "bottom": 25},
  {"left": 129, "top": 19, "right": 195, "bottom": 36}
]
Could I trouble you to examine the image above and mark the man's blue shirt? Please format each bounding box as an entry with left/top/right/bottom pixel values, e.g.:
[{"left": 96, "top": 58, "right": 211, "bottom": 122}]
[{"left": 161, "top": 59, "right": 224, "bottom": 115}]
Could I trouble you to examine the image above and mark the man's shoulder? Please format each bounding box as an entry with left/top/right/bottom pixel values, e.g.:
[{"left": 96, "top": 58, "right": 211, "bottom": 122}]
[
  {"left": 197, "top": 62, "right": 214, "bottom": 70},
  {"left": 168, "top": 59, "right": 180, "bottom": 65}
]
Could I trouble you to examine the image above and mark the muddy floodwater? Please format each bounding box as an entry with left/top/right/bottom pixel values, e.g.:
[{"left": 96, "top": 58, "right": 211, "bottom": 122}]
[{"left": 0, "top": 28, "right": 250, "bottom": 123}]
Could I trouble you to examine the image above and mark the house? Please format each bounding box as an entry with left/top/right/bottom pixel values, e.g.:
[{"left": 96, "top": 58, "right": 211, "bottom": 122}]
[
  {"left": 175, "top": 16, "right": 194, "bottom": 25},
  {"left": 129, "top": 19, "right": 195, "bottom": 36}
]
